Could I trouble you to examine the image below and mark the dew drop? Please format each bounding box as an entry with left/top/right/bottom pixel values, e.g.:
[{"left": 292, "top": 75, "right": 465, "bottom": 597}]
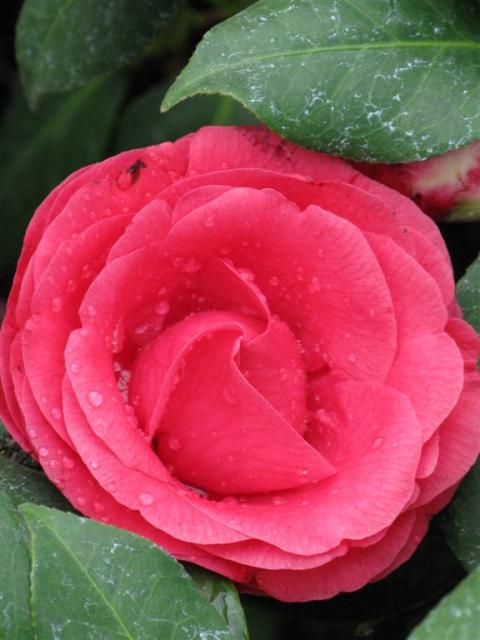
[
  {"left": 27, "top": 428, "right": 37, "bottom": 438},
  {"left": 107, "top": 482, "right": 117, "bottom": 492},
  {"left": 66, "top": 279, "right": 77, "bottom": 292},
  {"left": 93, "top": 501, "right": 105, "bottom": 514},
  {"left": 279, "top": 367, "right": 288, "bottom": 381},
  {"left": 347, "top": 352, "right": 357, "bottom": 363},
  {"left": 51, "top": 407, "right": 62, "bottom": 421},
  {"left": 69, "top": 362, "right": 79, "bottom": 374},
  {"left": 51, "top": 297, "right": 63, "bottom": 312},
  {"left": 38, "top": 446, "right": 49, "bottom": 457},
  {"left": 62, "top": 456, "right": 75, "bottom": 470},
  {"left": 372, "top": 437, "right": 384, "bottom": 450},
  {"left": 269, "top": 275, "right": 280, "bottom": 286},
  {"left": 168, "top": 435, "right": 182, "bottom": 450},
  {"left": 139, "top": 492, "right": 154, "bottom": 506},
  {"left": 226, "top": 453, "right": 235, "bottom": 463},
  {"left": 183, "top": 258, "right": 200, "bottom": 274},
  {"left": 309, "top": 276, "right": 322, "bottom": 293},
  {"left": 88, "top": 391, "right": 104, "bottom": 407},
  {"left": 111, "top": 321, "right": 125, "bottom": 354},
  {"left": 204, "top": 216, "right": 215, "bottom": 227},
  {"left": 90, "top": 460, "right": 100, "bottom": 470},
  {"left": 272, "top": 496, "right": 287, "bottom": 506},
  {"left": 76, "top": 496, "right": 87, "bottom": 506},
  {"left": 155, "top": 300, "right": 170, "bottom": 315}
]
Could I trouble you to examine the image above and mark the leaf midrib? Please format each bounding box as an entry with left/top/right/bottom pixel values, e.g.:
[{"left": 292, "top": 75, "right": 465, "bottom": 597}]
[
  {"left": 28, "top": 510, "right": 136, "bottom": 640},
  {"left": 166, "top": 38, "right": 480, "bottom": 100}
]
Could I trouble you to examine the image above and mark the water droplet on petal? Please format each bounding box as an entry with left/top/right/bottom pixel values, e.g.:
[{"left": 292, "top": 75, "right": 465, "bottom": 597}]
[
  {"left": 51, "top": 407, "right": 62, "bottom": 421},
  {"left": 155, "top": 300, "right": 170, "bottom": 316},
  {"left": 90, "top": 460, "right": 100, "bottom": 470},
  {"left": 347, "top": 352, "right": 357, "bottom": 363},
  {"left": 372, "top": 437, "right": 384, "bottom": 450},
  {"left": 183, "top": 258, "right": 200, "bottom": 274},
  {"left": 309, "top": 276, "right": 322, "bottom": 293},
  {"left": 76, "top": 496, "right": 87, "bottom": 506},
  {"left": 69, "top": 362, "right": 79, "bottom": 374},
  {"left": 39, "top": 447, "right": 49, "bottom": 457},
  {"left": 204, "top": 215, "right": 215, "bottom": 227},
  {"left": 93, "top": 501, "right": 105, "bottom": 514},
  {"left": 226, "top": 453, "right": 235, "bottom": 463},
  {"left": 62, "top": 456, "right": 75, "bottom": 470},
  {"left": 51, "top": 297, "right": 63, "bottom": 312},
  {"left": 27, "top": 428, "right": 37, "bottom": 438},
  {"left": 139, "top": 492, "right": 154, "bottom": 506},
  {"left": 66, "top": 279, "right": 77, "bottom": 292},
  {"left": 168, "top": 435, "right": 182, "bottom": 450},
  {"left": 269, "top": 275, "right": 280, "bottom": 286},
  {"left": 272, "top": 496, "right": 287, "bottom": 506},
  {"left": 279, "top": 367, "right": 288, "bottom": 381},
  {"left": 88, "top": 391, "right": 104, "bottom": 407}
]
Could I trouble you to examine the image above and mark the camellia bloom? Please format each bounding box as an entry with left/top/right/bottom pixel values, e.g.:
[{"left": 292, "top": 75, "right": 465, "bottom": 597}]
[
  {"left": 0, "top": 126, "right": 479, "bottom": 602},
  {"left": 357, "top": 140, "right": 480, "bottom": 220}
]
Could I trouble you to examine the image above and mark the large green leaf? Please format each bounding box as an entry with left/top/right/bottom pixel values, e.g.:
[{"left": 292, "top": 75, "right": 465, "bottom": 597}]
[
  {"left": 408, "top": 566, "right": 480, "bottom": 640},
  {"left": 456, "top": 254, "right": 480, "bottom": 333},
  {"left": 163, "top": 0, "right": 480, "bottom": 162},
  {"left": 0, "top": 75, "right": 126, "bottom": 272},
  {"left": 440, "top": 253, "right": 480, "bottom": 571},
  {"left": 187, "top": 566, "right": 249, "bottom": 640},
  {"left": 116, "top": 84, "right": 256, "bottom": 152},
  {"left": 20, "top": 505, "right": 234, "bottom": 640},
  {"left": 16, "top": 0, "right": 179, "bottom": 105},
  {"left": 442, "top": 463, "right": 480, "bottom": 572},
  {"left": 0, "top": 456, "right": 71, "bottom": 511},
  {"left": 0, "top": 492, "right": 32, "bottom": 640}
]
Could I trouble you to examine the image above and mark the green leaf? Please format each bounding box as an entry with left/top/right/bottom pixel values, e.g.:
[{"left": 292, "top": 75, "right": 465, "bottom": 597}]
[
  {"left": 408, "top": 565, "right": 480, "bottom": 640},
  {"left": 0, "top": 456, "right": 72, "bottom": 511},
  {"left": 115, "top": 83, "right": 256, "bottom": 152},
  {"left": 16, "top": 0, "right": 179, "bottom": 105},
  {"left": 442, "top": 462, "right": 480, "bottom": 572},
  {"left": 0, "top": 75, "right": 126, "bottom": 272},
  {"left": 20, "top": 505, "right": 234, "bottom": 640},
  {"left": 456, "top": 254, "right": 480, "bottom": 333},
  {"left": 187, "top": 565, "right": 249, "bottom": 640},
  {"left": 440, "top": 254, "right": 480, "bottom": 570},
  {"left": 163, "top": 0, "right": 480, "bottom": 162},
  {"left": 0, "top": 492, "right": 32, "bottom": 640}
]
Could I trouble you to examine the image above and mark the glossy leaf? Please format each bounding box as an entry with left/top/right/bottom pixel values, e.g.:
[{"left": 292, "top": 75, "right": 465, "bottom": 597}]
[
  {"left": 16, "top": 0, "right": 179, "bottom": 105},
  {"left": 115, "top": 84, "right": 256, "bottom": 152},
  {"left": 0, "top": 492, "right": 32, "bottom": 640},
  {"left": 20, "top": 505, "right": 234, "bottom": 640},
  {"left": 440, "top": 253, "right": 480, "bottom": 570},
  {"left": 0, "top": 456, "right": 71, "bottom": 511},
  {"left": 442, "top": 463, "right": 480, "bottom": 572},
  {"left": 163, "top": 0, "right": 480, "bottom": 162},
  {"left": 0, "top": 75, "right": 126, "bottom": 272},
  {"left": 187, "top": 565, "right": 249, "bottom": 640},
  {"left": 456, "top": 254, "right": 480, "bottom": 333},
  {"left": 408, "top": 566, "right": 480, "bottom": 640}
]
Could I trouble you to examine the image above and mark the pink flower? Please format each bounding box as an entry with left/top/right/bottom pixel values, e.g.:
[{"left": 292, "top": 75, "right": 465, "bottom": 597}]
[
  {"left": 357, "top": 141, "right": 480, "bottom": 220},
  {"left": 1, "top": 126, "right": 479, "bottom": 601}
]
